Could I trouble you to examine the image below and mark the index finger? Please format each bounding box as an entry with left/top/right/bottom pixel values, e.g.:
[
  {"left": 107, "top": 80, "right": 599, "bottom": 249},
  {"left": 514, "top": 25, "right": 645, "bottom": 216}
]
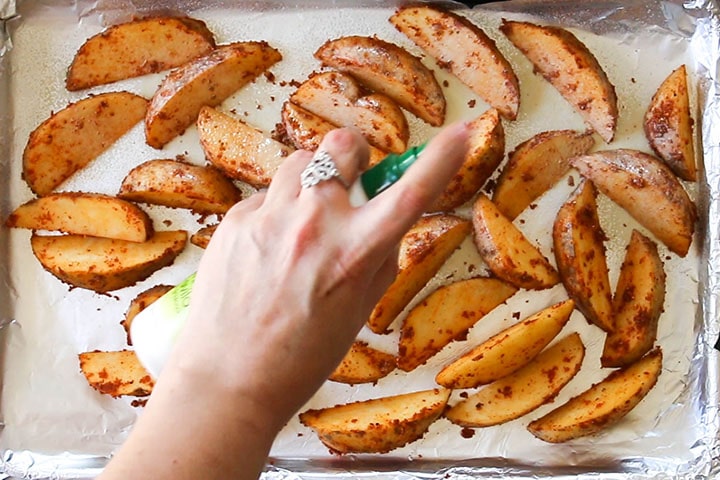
[{"left": 354, "top": 122, "right": 470, "bottom": 253}]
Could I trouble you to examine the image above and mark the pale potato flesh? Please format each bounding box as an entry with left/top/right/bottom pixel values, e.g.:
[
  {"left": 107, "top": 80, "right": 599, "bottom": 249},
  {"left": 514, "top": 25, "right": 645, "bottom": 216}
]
[
  {"left": 314, "top": 35, "right": 446, "bottom": 126},
  {"left": 281, "top": 101, "right": 388, "bottom": 167},
  {"left": 79, "top": 350, "right": 154, "bottom": 397},
  {"left": 501, "top": 20, "right": 618, "bottom": 143},
  {"left": 553, "top": 181, "right": 614, "bottom": 332},
  {"left": 329, "top": 341, "right": 396, "bottom": 385},
  {"left": 368, "top": 213, "right": 471, "bottom": 334},
  {"left": 601, "top": 230, "right": 666, "bottom": 367},
  {"left": 197, "top": 106, "right": 293, "bottom": 188},
  {"left": 23, "top": 91, "right": 148, "bottom": 196},
  {"left": 6, "top": 192, "right": 153, "bottom": 242},
  {"left": 436, "top": 299, "right": 575, "bottom": 389},
  {"left": 31, "top": 230, "right": 187, "bottom": 293},
  {"left": 493, "top": 129, "right": 596, "bottom": 220},
  {"left": 445, "top": 332, "right": 585, "bottom": 427},
  {"left": 527, "top": 348, "right": 662, "bottom": 443},
  {"left": 390, "top": 5, "right": 520, "bottom": 120},
  {"left": 118, "top": 159, "right": 243, "bottom": 214},
  {"left": 472, "top": 193, "right": 560, "bottom": 290},
  {"left": 398, "top": 277, "right": 517, "bottom": 372},
  {"left": 290, "top": 71, "right": 409, "bottom": 153},
  {"left": 430, "top": 108, "right": 505, "bottom": 212},
  {"left": 570, "top": 149, "right": 696, "bottom": 257},
  {"left": 146, "top": 41, "right": 282, "bottom": 149},
  {"left": 66, "top": 16, "right": 216, "bottom": 91},
  {"left": 644, "top": 64, "right": 696, "bottom": 181},
  {"left": 299, "top": 388, "right": 450, "bottom": 454}
]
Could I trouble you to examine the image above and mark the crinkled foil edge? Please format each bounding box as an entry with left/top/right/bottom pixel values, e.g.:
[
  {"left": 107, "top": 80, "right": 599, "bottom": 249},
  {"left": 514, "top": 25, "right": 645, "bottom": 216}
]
[{"left": 1, "top": 0, "right": 719, "bottom": 479}]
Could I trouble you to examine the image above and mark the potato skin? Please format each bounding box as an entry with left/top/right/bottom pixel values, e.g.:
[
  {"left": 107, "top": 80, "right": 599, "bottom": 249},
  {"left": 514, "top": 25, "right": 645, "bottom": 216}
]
[{"left": 553, "top": 181, "right": 614, "bottom": 332}]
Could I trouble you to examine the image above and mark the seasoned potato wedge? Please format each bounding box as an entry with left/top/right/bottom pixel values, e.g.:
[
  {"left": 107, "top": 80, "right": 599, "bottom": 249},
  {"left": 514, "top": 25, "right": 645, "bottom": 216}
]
[
  {"left": 121, "top": 284, "right": 174, "bottom": 345},
  {"left": 493, "top": 129, "right": 596, "bottom": 220},
  {"left": 118, "top": 159, "right": 243, "bottom": 215},
  {"left": 602, "top": 230, "right": 665, "bottom": 367},
  {"left": 329, "top": 341, "right": 396, "bottom": 385},
  {"left": 390, "top": 5, "right": 520, "bottom": 120},
  {"left": 190, "top": 224, "right": 218, "bottom": 249},
  {"left": 6, "top": 192, "right": 153, "bottom": 242},
  {"left": 436, "top": 299, "right": 574, "bottom": 389},
  {"left": 299, "top": 388, "right": 450, "bottom": 454},
  {"left": 445, "top": 332, "right": 585, "bottom": 427},
  {"left": 472, "top": 193, "right": 560, "bottom": 290},
  {"left": 315, "top": 35, "right": 446, "bottom": 126},
  {"left": 281, "top": 101, "right": 387, "bottom": 166},
  {"left": 290, "top": 71, "right": 409, "bottom": 153},
  {"left": 198, "top": 106, "right": 292, "bottom": 188},
  {"left": 553, "top": 181, "right": 614, "bottom": 332},
  {"left": 528, "top": 348, "right": 662, "bottom": 443},
  {"left": 23, "top": 91, "right": 148, "bottom": 196},
  {"left": 570, "top": 149, "right": 696, "bottom": 257},
  {"left": 146, "top": 41, "right": 282, "bottom": 149},
  {"left": 398, "top": 277, "right": 517, "bottom": 372},
  {"left": 79, "top": 350, "right": 154, "bottom": 397},
  {"left": 430, "top": 108, "right": 505, "bottom": 212},
  {"left": 368, "top": 213, "right": 471, "bottom": 334},
  {"left": 644, "top": 65, "right": 696, "bottom": 181},
  {"left": 31, "top": 230, "right": 187, "bottom": 293},
  {"left": 66, "top": 16, "right": 216, "bottom": 91},
  {"left": 500, "top": 20, "right": 618, "bottom": 143}
]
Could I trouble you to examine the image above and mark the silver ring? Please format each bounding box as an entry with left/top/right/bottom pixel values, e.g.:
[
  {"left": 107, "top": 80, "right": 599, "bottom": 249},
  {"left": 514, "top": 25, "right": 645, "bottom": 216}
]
[{"left": 300, "top": 150, "right": 349, "bottom": 189}]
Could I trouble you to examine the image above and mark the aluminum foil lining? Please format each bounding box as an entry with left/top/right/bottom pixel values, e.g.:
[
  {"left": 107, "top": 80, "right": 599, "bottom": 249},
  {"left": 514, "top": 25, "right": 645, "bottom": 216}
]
[{"left": 1, "top": 0, "right": 719, "bottom": 478}]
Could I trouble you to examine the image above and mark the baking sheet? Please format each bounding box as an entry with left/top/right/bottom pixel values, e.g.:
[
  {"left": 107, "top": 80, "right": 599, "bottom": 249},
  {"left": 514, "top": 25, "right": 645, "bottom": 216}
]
[{"left": 1, "top": 0, "right": 719, "bottom": 478}]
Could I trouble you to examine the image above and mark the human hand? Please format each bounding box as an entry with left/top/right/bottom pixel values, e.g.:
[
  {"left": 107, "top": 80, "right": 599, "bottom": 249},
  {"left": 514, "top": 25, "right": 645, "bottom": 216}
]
[{"left": 100, "top": 123, "right": 468, "bottom": 480}]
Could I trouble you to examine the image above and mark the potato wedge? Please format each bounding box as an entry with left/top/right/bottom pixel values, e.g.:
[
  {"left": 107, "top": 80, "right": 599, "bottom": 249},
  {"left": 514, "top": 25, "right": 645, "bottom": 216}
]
[
  {"left": 430, "top": 108, "right": 505, "bottom": 212},
  {"left": 190, "top": 224, "right": 218, "bottom": 249},
  {"left": 23, "top": 91, "right": 148, "bottom": 196},
  {"left": 78, "top": 350, "right": 154, "bottom": 397},
  {"left": 553, "top": 181, "right": 614, "bottom": 332},
  {"left": 281, "top": 101, "right": 387, "bottom": 166},
  {"left": 644, "top": 65, "right": 696, "bottom": 181},
  {"left": 601, "top": 230, "right": 665, "bottom": 367},
  {"left": 436, "top": 299, "right": 574, "bottom": 389},
  {"left": 570, "top": 149, "right": 696, "bottom": 257},
  {"left": 118, "top": 159, "right": 243, "bottom": 215},
  {"left": 31, "top": 230, "right": 187, "bottom": 293},
  {"left": 121, "top": 284, "right": 174, "bottom": 345},
  {"left": 146, "top": 41, "right": 282, "bottom": 149},
  {"left": 390, "top": 5, "right": 520, "bottom": 120},
  {"left": 5, "top": 192, "right": 153, "bottom": 242},
  {"left": 472, "top": 193, "right": 559, "bottom": 290},
  {"left": 290, "top": 71, "right": 409, "bottom": 153},
  {"left": 198, "top": 106, "right": 292, "bottom": 188},
  {"left": 500, "top": 20, "right": 618, "bottom": 143},
  {"left": 527, "top": 348, "right": 662, "bottom": 443},
  {"left": 66, "top": 16, "right": 216, "bottom": 91},
  {"left": 299, "top": 388, "right": 450, "bottom": 454},
  {"left": 368, "top": 213, "right": 471, "bottom": 334},
  {"left": 329, "top": 341, "right": 396, "bottom": 385},
  {"left": 398, "top": 277, "right": 517, "bottom": 372},
  {"left": 314, "top": 35, "right": 446, "bottom": 126},
  {"left": 493, "top": 129, "right": 596, "bottom": 220},
  {"left": 445, "top": 332, "right": 585, "bottom": 427}
]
